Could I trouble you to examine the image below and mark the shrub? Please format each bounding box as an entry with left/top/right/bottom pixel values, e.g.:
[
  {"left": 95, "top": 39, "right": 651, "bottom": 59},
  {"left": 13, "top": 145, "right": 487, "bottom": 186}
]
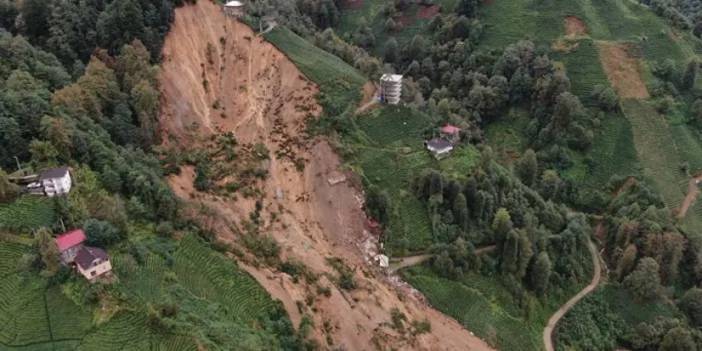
[{"left": 84, "top": 218, "right": 121, "bottom": 247}]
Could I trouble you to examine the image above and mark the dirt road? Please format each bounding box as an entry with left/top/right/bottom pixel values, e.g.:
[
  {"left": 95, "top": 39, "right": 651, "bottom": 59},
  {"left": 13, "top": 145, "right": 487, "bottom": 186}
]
[
  {"left": 388, "top": 245, "right": 497, "bottom": 273},
  {"left": 543, "top": 239, "right": 601, "bottom": 351},
  {"left": 677, "top": 174, "right": 702, "bottom": 219}
]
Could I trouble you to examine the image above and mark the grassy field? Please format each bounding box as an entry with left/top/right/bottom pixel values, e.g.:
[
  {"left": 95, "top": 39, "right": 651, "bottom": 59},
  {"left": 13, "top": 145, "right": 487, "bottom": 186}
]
[
  {"left": 0, "top": 196, "right": 56, "bottom": 232},
  {"left": 353, "top": 106, "right": 439, "bottom": 254},
  {"left": 0, "top": 232, "right": 288, "bottom": 350},
  {"left": 402, "top": 264, "right": 589, "bottom": 351}
]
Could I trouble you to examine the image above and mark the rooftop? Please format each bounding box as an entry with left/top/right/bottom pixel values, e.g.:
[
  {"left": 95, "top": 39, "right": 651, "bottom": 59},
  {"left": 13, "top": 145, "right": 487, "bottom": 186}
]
[
  {"left": 380, "top": 74, "right": 403, "bottom": 83},
  {"left": 426, "top": 138, "right": 453, "bottom": 151},
  {"left": 39, "top": 166, "right": 69, "bottom": 180},
  {"left": 441, "top": 124, "right": 461, "bottom": 134},
  {"left": 55, "top": 229, "right": 86, "bottom": 252},
  {"left": 224, "top": 1, "right": 244, "bottom": 7},
  {"left": 75, "top": 246, "right": 109, "bottom": 270}
]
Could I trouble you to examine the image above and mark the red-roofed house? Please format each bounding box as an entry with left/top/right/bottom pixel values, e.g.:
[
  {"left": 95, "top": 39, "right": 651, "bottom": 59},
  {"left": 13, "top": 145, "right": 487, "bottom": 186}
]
[
  {"left": 440, "top": 124, "right": 461, "bottom": 143},
  {"left": 55, "top": 229, "right": 87, "bottom": 264}
]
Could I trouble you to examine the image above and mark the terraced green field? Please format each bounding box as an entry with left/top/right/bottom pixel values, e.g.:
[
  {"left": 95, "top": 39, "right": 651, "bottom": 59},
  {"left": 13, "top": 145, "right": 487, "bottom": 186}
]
[
  {"left": 0, "top": 233, "right": 289, "bottom": 350},
  {"left": 0, "top": 197, "right": 56, "bottom": 232}
]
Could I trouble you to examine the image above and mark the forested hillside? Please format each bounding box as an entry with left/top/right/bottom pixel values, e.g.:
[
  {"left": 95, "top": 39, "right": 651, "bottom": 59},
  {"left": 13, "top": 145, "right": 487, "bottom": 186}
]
[
  {"left": 4, "top": 0, "right": 702, "bottom": 350},
  {"left": 0, "top": 0, "right": 304, "bottom": 350}
]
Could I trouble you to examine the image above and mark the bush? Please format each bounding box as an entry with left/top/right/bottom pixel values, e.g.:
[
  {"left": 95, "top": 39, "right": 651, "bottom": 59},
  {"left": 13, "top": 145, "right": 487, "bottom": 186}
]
[{"left": 84, "top": 218, "right": 122, "bottom": 247}]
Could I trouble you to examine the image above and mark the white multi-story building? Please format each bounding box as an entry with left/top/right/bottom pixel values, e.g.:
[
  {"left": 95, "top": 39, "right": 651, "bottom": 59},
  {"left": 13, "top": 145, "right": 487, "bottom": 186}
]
[
  {"left": 223, "top": 1, "right": 245, "bottom": 18},
  {"left": 39, "top": 167, "right": 72, "bottom": 197},
  {"left": 380, "top": 74, "right": 403, "bottom": 105}
]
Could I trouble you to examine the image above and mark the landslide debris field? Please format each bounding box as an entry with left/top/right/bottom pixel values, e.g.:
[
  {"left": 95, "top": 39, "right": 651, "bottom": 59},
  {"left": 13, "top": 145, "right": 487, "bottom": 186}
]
[{"left": 158, "top": 1, "right": 491, "bottom": 350}]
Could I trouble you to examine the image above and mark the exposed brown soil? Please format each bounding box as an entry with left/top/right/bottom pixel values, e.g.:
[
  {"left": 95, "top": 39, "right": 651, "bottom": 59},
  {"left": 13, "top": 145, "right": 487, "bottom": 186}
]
[
  {"left": 564, "top": 16, "right": 587, "bottom": 37},
  {"left": 159, "top": 1, "right": 492, "bottom": 350},
  {"left": 355, "top": 81, "right": 379, "bottom": 115},
  {"left": 676, "top": 174, "right": 702, "bottom": 219},
  {"left": 597, "top": 41, "right": 650, "bottom": 99},
  {"left": 418, "top": 5, "right": 441, "bottom": 19}
]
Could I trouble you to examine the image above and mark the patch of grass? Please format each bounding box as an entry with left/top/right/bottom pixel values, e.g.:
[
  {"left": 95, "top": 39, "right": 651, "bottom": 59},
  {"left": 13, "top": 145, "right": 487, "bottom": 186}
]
[
  {"left": 600, "top": 284, "right": 679, "bottom": 325},
  {"left": 402, "top": 265, "right": 580, "bottom": 351},
  {"left": 172, "top": 235, "right": 278, "bottom": 321},
  {"left": 554, "top": 39, "right": 610, "bottom": 99},
  {"left": 0, "top": 196, "right": 55, "bottom": 232},
  {"left": 484, "top": 107, "right": 530, "bottom": 162},
  {"left": 574, "top": 111, "right": 640, "bottom": 187}
]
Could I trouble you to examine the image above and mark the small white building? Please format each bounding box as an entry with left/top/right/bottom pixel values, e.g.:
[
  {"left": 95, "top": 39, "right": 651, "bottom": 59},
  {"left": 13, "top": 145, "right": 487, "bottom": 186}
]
[
  {"left": 223, "top": 1, "right": 245, "bottom": 18},
  {"left": 380, "top": 74, "right": 403, "bottom": 105},
  {"left": 425, "top": 138, "right": 454, "bottom": 159},
  {"left": 374, "top": 254, "right": 389, "bottom": 269},
  {"left": 28, "top": 167, "right": 72, "bottom": 197}
]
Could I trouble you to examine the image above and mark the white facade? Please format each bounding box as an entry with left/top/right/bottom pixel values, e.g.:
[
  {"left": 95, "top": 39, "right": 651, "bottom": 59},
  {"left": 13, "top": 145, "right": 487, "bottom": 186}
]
[
  {"left": 78, "top": 259, "right": 112, "bottom": 281},
  {"left": 380, "top": 74, "right": 403, "bottom": 105},
  {"left": 224, "top": 1, "right": 245, "bottom": 18},
  {"left": 42, "top": 174, "right": 72, "bottom": 197}
]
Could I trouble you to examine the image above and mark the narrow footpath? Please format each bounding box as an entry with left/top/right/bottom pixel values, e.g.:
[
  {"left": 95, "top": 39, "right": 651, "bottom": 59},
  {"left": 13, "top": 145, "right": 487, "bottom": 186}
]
[{"left": 543, "top": 239, "right": 601, "bottom": 351}]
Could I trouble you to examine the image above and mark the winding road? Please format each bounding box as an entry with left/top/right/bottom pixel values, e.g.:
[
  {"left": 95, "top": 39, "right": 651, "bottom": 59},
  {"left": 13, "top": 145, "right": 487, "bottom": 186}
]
[{"left": 543, "top": 239, "right": 601, "bottom": 351}]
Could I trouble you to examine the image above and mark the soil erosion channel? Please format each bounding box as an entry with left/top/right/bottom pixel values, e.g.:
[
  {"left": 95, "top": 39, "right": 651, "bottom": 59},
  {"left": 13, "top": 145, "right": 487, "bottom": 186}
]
[{"left": 158, "top": 1, "right": 492, "bottom": 350}]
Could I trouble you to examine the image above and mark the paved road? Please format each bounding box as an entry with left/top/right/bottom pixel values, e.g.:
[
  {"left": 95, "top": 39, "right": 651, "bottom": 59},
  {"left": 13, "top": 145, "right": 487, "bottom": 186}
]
[{"left": 543, "top": 239, "right": 601, "bottom": 351}]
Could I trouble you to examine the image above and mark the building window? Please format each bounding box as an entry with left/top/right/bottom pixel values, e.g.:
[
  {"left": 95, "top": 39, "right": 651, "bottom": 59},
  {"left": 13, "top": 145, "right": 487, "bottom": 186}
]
[{"left": 91, "top": 271, "right": 96, "bottom": 277}]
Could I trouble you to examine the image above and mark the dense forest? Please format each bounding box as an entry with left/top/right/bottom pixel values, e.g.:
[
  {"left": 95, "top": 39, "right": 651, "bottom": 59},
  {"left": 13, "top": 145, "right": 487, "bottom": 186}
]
[{"left": 0, "top": 0, "right": 306, "bottom": 349}]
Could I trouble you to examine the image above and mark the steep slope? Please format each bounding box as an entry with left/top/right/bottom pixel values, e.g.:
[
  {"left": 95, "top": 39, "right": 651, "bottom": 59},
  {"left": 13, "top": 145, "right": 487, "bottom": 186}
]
[{"left": 158, "top": 1, "right": 491, "bottom": 350}]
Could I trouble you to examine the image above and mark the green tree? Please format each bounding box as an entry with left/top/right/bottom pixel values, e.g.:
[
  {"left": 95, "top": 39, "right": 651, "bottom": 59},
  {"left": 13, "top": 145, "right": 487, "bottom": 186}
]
[
  {"left": 679, "top": 288, "right": 702, "bottom": 327},
  {"left": 660, "top": 326, "right": 696, "bottom": 351},
  {"left": 624, "top": 257, "right": 662, "bottom": 301},
  {"left": 591, "top": 84, "right": 618, "bottom": 111},
  {"left": 130, "top": 79, "right": 159, "bottom": 147},
  {"left": 453, "top": 193, "right": 469, "bottom": 233},
  {"left": 384, "top": 38, "right": 399, "bottom": 64},
  {"left": 35, "top": 227, "right": 61, "bottom": 277},
  {"left": 515, "top": 149, "right": 538, "bottom": 186},
  {"left": 492, "top": 208, "right": 512, "bottom": 241},
  {"left": 502, "top": 229, "right": 533, "bottom": 279},
  {"left": 616, "top": 244, "right": 638, "bottom": 280},
  {"left": 367, "top": 187, "right": 391, "bottom": 225},
  {"left": 456, "top": 0, "right": 479, "bottom": 18},
  {"left": 0, "top": 168, "right": 19, "bottom": 203},
  {"left": 84, "top": 218, "right": 121, "bottom": 247},
  {"left": 682, "top": 59, "right": 699, "bottom": 90},
  {"left": 530, "top": 252, "right": 552, "bottom": 296},
  {"left": 29, "top": 139, "right": 59, "bottom": 168}
]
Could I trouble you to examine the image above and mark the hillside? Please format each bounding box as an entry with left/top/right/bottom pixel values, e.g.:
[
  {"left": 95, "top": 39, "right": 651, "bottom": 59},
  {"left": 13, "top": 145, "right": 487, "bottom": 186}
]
[{"left": 157, "top": 1, "right": 491, "bottom": 350}]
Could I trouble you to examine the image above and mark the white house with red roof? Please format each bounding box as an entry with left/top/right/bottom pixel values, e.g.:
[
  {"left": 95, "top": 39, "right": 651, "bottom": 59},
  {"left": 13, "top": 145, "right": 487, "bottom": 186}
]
[
  {"left": 440, "top": 124, "right": 461, "bottom": 143},
  {"left": 55, "top": 229, "right": 87, "bottom": 264},
  {"left": 54, "top": 229, "right": 112, "bottom": 281}
]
